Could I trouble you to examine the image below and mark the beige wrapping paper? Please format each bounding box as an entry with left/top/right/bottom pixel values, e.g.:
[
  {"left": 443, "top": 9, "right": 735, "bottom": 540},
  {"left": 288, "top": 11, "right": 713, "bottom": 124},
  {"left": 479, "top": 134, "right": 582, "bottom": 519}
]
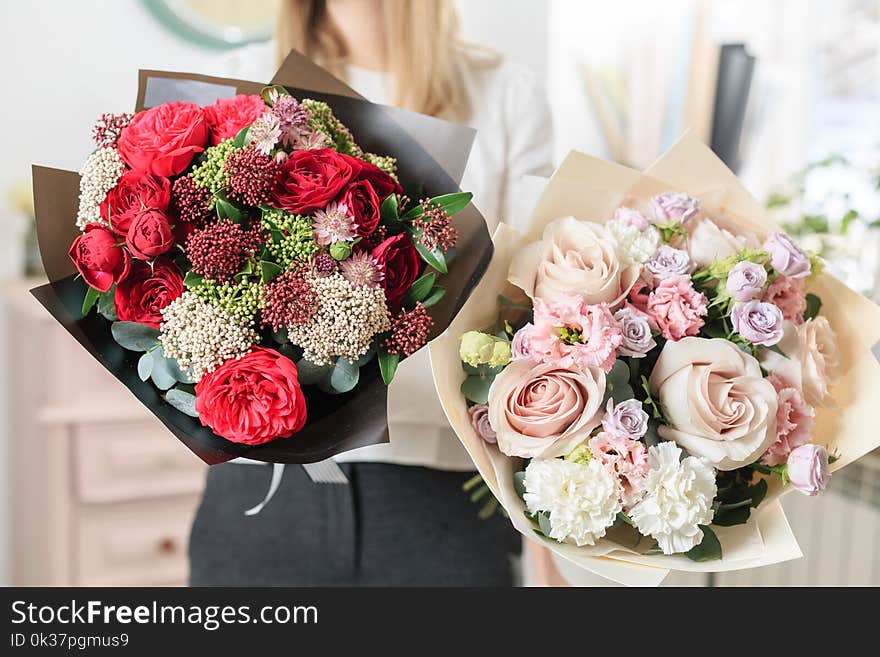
[{"left": 430, "top": 134, "right": 880, "bottom": 585}]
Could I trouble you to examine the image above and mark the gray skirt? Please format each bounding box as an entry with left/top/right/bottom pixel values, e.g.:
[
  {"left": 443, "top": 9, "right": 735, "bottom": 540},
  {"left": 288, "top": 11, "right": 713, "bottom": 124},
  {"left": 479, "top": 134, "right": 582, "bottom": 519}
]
[{"left": 189, "top": 462, "right": 521, "bottom": 586}]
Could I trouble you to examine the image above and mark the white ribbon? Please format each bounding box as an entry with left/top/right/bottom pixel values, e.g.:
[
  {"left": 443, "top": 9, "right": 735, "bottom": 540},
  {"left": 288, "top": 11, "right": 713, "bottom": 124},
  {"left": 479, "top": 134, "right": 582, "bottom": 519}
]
[{"left": 243, "top": 462, "right": 286, "bottom": 516}]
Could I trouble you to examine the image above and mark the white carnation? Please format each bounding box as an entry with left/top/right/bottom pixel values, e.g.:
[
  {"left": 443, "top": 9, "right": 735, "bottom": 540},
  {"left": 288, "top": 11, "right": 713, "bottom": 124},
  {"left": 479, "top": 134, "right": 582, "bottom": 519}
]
[
  {"left": 629, "top": 442, "right": 717, "bottom": 554},
  {"left": 523, "top": 458, "right": 622, "bottom": 547},
  {"left": 607, "top": 217, "right": 661, "bottom": 264}
]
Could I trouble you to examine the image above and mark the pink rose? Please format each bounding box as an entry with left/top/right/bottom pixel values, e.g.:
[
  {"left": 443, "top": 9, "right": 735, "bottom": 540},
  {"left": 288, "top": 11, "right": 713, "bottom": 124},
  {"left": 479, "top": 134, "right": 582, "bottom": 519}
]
[
  {"left": 487, "top": 360, "right": 605, "bottom": 459},
  {"left": 761, "top": 373, "right": 815, "bottom": 466},
  {"left": 787, "top": 444, "right": 830, "bottom": 496},
  {"left": 763, "top": 275, "right": 807, "bottom": 324},
  {"left": 647, "top": 274, "right": 708, "bottom": 341},
  {"left": 651, "top": 192, "right": 700, "bottom": 223},
  {"left": 588, "top": 432, "right": 649, "bottom": 509}
]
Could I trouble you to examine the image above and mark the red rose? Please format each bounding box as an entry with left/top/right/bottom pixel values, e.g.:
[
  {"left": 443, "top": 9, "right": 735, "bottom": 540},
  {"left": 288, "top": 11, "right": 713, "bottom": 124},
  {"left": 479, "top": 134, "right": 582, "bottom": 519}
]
[
  {"left": 68, "top": 224, "right": 131, "bottom": 292},
  {"left": 194, "top": 347, "right": 308, "bottom": 445},
  {"left": 372, "top": 232, "right": 421, "bottom": 311},
  {"left": 336, "top": 155, "right": 402, "bottom": 236},
  {"left": 126, "top": 208, "right": 174, "bottom": 260},
  {"left": 100, "top": 170, "right": 171, "bottom": 236},
  {"left": 270, "top": 148, "right": 356, "bottom": 214},
  {"left": 204, "top": 94, "right": 266, "bottom": 145},
  {"left": 117, "top": 101, "right": 208, "bottom": 177},
  {"left": 114, "top": 258, "right": 183, "bottom": 328}
]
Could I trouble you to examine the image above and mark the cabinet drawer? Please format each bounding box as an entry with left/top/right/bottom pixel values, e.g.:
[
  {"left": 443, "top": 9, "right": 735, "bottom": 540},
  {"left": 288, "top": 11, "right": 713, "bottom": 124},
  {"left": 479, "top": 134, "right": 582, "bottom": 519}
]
[
  {"left": 75, "top": 496, "right": 198, "bottom": 586},
  {"left": 74, "top": 420, "right": 206, "bottom": 503}
]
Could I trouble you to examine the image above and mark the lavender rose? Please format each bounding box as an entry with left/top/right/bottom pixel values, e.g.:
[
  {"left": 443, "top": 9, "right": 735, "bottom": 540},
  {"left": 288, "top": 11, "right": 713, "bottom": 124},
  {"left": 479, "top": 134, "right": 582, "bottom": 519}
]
[
  {"left": 614, "top": 305, "right": 656, "bottom": 357},
  {"left": 651, "top": 192, "right": 700, "bottom": 223},
  {"left": 731, "top": 300, "right": 784, "bottom": 346},
  {"left": 763, "top": 232, "right": 811, "bottom": 279},
  {"left": 726, "top": 261, "right": 768, "bottom": 301},
  {"left": 787, "top": 444, "right": 830, "bottom": 496},
  {"left": 645, "top": 245, "right": 692, "bottom": 281},
  {"left": 468, "top": 404, "right": 497, "bottom": 444},
  {"left": 601, "top": 398, "right": 649, "bottom": 440}
]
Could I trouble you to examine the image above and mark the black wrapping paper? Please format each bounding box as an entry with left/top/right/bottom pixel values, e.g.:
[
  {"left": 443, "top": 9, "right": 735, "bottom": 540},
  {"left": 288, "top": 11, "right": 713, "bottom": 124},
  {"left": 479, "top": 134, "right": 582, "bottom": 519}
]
[{"left": 30, "top": 52, "right": 493, "bottom": 465}]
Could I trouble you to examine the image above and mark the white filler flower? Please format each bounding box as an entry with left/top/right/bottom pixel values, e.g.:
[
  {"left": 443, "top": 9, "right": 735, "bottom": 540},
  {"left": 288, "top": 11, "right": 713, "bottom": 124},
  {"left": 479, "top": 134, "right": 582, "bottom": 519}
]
[
  {"left": 606, "top": 215, "right": 661, "bottom": 264},
  {"left": 523, "top": 458, "right": 622, "bottom": 547},
  {"left": 629, "top": 442, "right": 717, "bottom": 554}
]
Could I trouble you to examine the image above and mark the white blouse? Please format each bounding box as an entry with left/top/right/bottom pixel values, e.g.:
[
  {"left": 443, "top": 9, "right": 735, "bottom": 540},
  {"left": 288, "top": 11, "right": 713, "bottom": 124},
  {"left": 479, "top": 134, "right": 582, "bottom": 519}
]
[{"left": 218, "top": 43, "right": 554, "bottom": 470}]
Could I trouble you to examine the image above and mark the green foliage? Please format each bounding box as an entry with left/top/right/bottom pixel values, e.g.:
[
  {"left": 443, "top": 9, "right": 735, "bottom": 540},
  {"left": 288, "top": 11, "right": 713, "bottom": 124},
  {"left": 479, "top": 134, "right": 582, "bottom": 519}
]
[
  {"left": 712, "top": 468, "right": 768, "bottom": 526},
  {"left": 165, "top": 387, "right": 198, "bottom": 417},
  {"left": 460, "top": 362, "right": 504, "bottom": 404},
  {"left": 111, "top": 321, "right": 160, "bottom": 352},
  {"left": 378, "top": 348, "right": 400, "bottom": 385},
  {"left": 401, "top": 192, "right": 473, "bottom": 221},
  {"left": 97, "top": 288, "right": 117, "bottom": 321},
  {"left": 403, "top": 272, "right": 436, "bottom": 308},
  {"left": 685, "top": 525, "right": 722, "bottom": 562},
  {"left": 421, "top": 286, "right": 446, "bottom": 309},
  {"left": 412, "top": 237, "right": 448, "bottom": 274},
  {"left": 81, "top": 286, "right": 100, "bottom": 316}
]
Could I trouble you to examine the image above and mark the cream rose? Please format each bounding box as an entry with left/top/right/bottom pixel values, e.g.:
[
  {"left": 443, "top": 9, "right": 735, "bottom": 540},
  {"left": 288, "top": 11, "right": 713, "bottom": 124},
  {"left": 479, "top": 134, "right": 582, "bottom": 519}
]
[
  {"left": 487, "top": 359, "right": 605, "bottom": 459},
  {"left": 649, "top": 337, "right": 778, "bottom": 470},
  {"left": 687, "top": 218, "right": 758, "bottom": 268},
  {"left": 508, "top": 216, "right": 640, "bottom": 307},
  {"left": 761, "top": 317, "right": 841, "bottom": 407}
]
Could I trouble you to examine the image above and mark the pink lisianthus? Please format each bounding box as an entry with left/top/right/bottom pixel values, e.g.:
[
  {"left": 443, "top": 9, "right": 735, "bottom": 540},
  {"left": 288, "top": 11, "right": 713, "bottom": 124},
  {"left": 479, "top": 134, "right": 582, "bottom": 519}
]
[
  {"left": 646, "top": 274, "right": 708, "bottom": 341},
  {"left": 763, "top": 275, "right": 807, "bottom": 324},
  {"left": 588, "top": 432, "right": 649, "bottom": 509},
  {"left": 627, "top": 279, "right": 653, "bottom": 315},
  {"left": 511, "top": 321, "right": 565, "bottom": 364},
  {"left": 761, "top": 373, "right": 815, "bottom": 466}
]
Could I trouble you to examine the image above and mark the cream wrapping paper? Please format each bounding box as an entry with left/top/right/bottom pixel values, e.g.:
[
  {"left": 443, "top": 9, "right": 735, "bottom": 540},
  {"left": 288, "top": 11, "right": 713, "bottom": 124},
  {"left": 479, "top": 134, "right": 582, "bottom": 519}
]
[{"left": 430, "top": 134, "right": 880, "bottom": 586}]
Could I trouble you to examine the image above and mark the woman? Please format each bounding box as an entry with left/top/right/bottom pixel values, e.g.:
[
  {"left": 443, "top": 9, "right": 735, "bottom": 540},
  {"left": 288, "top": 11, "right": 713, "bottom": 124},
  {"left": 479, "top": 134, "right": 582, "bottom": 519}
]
[{"left": 189, "top": 0, "right": 554, "bottom": 586}]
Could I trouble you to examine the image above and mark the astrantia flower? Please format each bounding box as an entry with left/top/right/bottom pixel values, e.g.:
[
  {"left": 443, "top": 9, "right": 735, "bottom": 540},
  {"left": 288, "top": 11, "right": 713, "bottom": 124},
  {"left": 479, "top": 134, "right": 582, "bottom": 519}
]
[
  {"left": 270, "top": 94, "right": 310, "bottom": 147},
  {"left": 629, "top": 442, "right": 717, "bottom": 554},
  {"left": 246, "top": 111, "right": 282, "bottom": 155},
  {"left": 293, "top": 130, "right": 329, "bottom": 151},
  {"left": 312, "top": 202, "right": 357, "bottom": 246},
  {"left": 339, "top": 250, "right": 384, "bottom": 287},
  {"left": 523, "top": 458, "right": 622, "bottom": 547}
]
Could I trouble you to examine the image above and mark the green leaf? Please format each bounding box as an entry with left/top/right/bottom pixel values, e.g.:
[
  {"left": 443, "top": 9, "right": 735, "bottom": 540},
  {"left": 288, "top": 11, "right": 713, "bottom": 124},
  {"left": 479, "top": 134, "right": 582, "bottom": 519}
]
[
  {"left": 513, "top": 471, "right": 527, "bottom": 501},
  {"left": 296, "top": 358, "right": 333, "bottom": 386},
  {"left": 260, "top": 260, "right": 283, "bottom": 284},
  {"left": 355, "top": 347, "right": 376, "bottom": 368},
  {"left": 183, "top": 271, "right": 205, "bottom": 289},
  {"left": 215, "top": 194, "right": 245, "bottom": 222},
  {"left": 272, "top": 328, "right": 289, "bottom": 344},
  {"left": 840, "top": 209, "right": 859, "bottom": 234},
  {"left": 380, "top": 193, "right": 399, "bottom": 222},
  {"left": 401, "top": 192, "right": 473, "bottom": 220},
  {"left": 97, "top": 288, "right": 117, "bottom": 321},
  {"left": 748, "top": 478, "right": 768, "bottom": 508},
  {"left": 460, "top": 375, "right": 494, "bottom": 404},
  {"left": 137, "top": 352, "right": 153, "bottom": 382},
  {"left": 81, "top": 286, "right": 100, "bottom": 316},
  {"left": 329, "top": 357, "right": 360, "bottom": 394},
  {"left": 421, "top": 286, "right": 447, "bottom": 309},
  {"left": 413, "top": 240, "right": 448, "bottom": 274},
  {"left": 111, "top": 321, "right": 160, "bottom": 352},
  {"left": 643, "top": 418, "right": 662, "bottom": 447},
  {"left": 685, "top": 525, "right": 722, "bottom": 562},
  {"left": 403, "top": 272, "right": 436, "bottom": 307},
  {"left": 804, "top": 293, "right": 822, "bottom": 321},
  {"left": 165, "top": 388, "right": 198, "bottom": 418},
  {"left": 712, "top": 504, "right": 752, "bottom": 526},
  {"left": 149, "top": 349, "right": 177, "bottom": 391},
  {"left": 378, "top": 349, "right": 400, "bottom": 385},
  {"left": 231, "top": 126, "right": 250, "bottom": 148},
  {"left": 163, "top": 350, "right": 196, "bottom": 384},
  {"left": 260, "top": 84, "right": 289, "bottom": 105},
  {"left": 536, "top": 511, "right": 553, "bottom": 537},
  {"left": 803, "top": 214, "right": 829, "bottom": 233}
]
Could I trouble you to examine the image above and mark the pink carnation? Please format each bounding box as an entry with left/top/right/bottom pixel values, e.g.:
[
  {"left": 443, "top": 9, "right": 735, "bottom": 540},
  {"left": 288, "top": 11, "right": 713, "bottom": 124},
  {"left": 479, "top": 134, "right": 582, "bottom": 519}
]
[
  {"left": 763, "top": 275, "right": 807, "bottom": 324},
  {"left": 761, "top": 373, "right": 815, "bottom": 466},
  {"left": 646, "top": 274, "right": 707, "bottom": 341},
  {"left": 588, "top": 432, "right": 649, "bottom": 509},
  {"left": 627, "top": 278, "right": 653, "bottom": 315}
]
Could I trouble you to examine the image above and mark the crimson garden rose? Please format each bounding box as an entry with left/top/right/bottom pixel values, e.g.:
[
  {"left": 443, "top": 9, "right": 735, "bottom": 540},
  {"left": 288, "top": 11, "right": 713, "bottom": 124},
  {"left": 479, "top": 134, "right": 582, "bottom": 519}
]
[
  {"left": 126, "top": 208, "right": 174, "bottom": 260},
  {"left": 271, "top": 148, "right": 356, "bottom": 213},
  {"left": 100, "top": 169, "right": 171, "bottom": 236},
  {"left": 336, "top": 153, "right": 402, "bottom": 237},
  {"left": 114, "top": 258, "right": 183, "bottom": 328},
  {"left": 371, "top": 232, "right": 421, "bottom": 311},
  {"left": 203, "top": 94, "right": 266, "bottom": 145},
  {"left": 68, "top": 224, "right": 131, "bottom": 292},
  {"left": 117, "top": 101, "right": 208, "bottom": 177},
  {"left": 194, "top": 347, "right": 308, "bottom": 445}
]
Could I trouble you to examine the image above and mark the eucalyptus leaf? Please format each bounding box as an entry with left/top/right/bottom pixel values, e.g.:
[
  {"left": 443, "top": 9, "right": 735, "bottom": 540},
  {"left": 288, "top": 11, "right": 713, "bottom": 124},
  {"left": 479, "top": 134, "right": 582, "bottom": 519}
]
[
  {"left": 81, "top": 286, "right": 100, "bottom": 316},
  {"left": 537, "top": 511, "right": 553, "bottom": 537},
  {"left": 513, "top": 471, "right": 527, "bottom": 501},
  {"left": 460, "top": 375, "right": 493, "bottom": 404},
  {"left": 355, "top": 348, "right": 376, "bottom": 368},
  {"left": 149, "top": 350, "right": 177, "bottom": 391},
  {"left": 111, "top": 322, "right": 160, "bottom": 352},
  {"left": 165, "top": 388, "right": 198, "bottom": 418},
  {"left": 685, "top": 525, "right": 722, "bottom": 562},
  {"left": 296, "top": 358, "right": 333, "bottom": 386},
  {"left": 137, "top": 352, "right": 153, "bottom": 382},
  {"left": 272, "top": 328, "right": 289, "bottom": 344},
  {"left": 97, "top": 289, "right": 117, "bottom": 321},
  {"left": 378, "top": 349, "right": 400, "bottom": 385},
  {"left": 421, "top": 286, "right": 446, "bottom": 309},
  {"left": 329, "top": 358, "right": 360, "bottom": 393}
]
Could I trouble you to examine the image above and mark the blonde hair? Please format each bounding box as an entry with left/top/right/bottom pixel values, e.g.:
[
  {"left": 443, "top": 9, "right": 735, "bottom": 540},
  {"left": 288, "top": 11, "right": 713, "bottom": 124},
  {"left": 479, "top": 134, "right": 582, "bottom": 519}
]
[{"left": 276, "top": 0, "right": 496, "bottom": 119}]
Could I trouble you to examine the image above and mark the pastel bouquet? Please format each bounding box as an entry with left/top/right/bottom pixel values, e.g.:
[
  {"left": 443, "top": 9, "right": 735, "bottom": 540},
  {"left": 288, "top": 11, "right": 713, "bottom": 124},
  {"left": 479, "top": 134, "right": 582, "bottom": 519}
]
[
  {"left": 431, "top": 136, "right": 880, "bottom": 585},
  {"left": 32, "top": 53, "right": 491, "bottom": 464}
]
